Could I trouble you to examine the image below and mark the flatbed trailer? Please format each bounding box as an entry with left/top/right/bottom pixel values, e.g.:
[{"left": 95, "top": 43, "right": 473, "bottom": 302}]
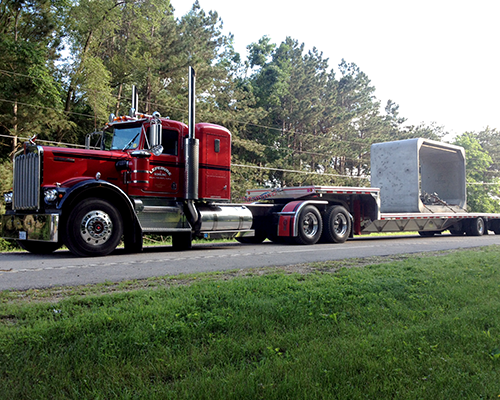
[
  {"left": 245, "top": 185, "right": 500, "bottom": 239},
  {"left": 243, "top": 139, "right": 500, "bottom": 243}
]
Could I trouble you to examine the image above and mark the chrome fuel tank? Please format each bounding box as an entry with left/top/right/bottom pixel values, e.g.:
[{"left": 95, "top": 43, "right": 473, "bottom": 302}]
[{"left": 198, "top": 204, "right": 252, "bottom": 232}]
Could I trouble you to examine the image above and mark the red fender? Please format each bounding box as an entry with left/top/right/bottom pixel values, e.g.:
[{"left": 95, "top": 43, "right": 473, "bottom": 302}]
[{"left": 277, "top": 200, "right": 327, "bottom": 237}]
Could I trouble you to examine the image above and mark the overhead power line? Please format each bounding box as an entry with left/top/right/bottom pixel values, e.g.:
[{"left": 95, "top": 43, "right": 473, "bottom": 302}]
[
  {"left": 232, "top": 163, "right": 368, "bottom": 179},
  {"left": 0, "top": 66, "right": 380, "bottom": 147},
  {"left": 1, "top": 134, "right": 497, "bottom": 185},
  {"left": 0, "top": 134, "right": 87, "bottom": 148},
  {"left": 0, "top": 98, "right": 94, "bottom": 118}
]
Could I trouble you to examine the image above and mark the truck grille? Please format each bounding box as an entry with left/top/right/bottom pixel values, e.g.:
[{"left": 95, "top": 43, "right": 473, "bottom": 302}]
[{"left": 13, "top": 149, "right": 41, "bottom": 210}]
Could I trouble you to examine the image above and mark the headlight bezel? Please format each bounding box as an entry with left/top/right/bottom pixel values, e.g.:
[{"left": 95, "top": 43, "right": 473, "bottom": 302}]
[
  {"left": 3, "top": 191, "right": 13, "bottom": 204},
  {"left": 43, "top": 188, "right": 59, "bottom": 204}
]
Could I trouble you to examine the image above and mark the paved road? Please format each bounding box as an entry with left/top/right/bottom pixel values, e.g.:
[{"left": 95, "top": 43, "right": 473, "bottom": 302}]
[{"left": 1, "top": 233, "right": 500, "bottom": 291}]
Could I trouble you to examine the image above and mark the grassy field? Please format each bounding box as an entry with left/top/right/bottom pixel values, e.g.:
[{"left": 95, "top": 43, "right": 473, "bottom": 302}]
[{"left": 1, "top": 246, "right": 500, "bottom": 399}]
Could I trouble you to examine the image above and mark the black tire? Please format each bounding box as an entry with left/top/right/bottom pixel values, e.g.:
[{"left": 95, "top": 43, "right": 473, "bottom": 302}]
[
  {"left": 321, "top": 206, "right": 351, "bottom": 243},
  {"left": 65, "top": 198, "right": 123, "bottom": 257},
  {"left": 465, "top": 217, "right": 485, "bottom": 236},
  {"left": 418, "top": 231, "right": 436, "bottom": 237},
  {"left": 292, "top": 205, "right": 323, "bottom": 245},
  {"left": 17, "top": 240, "right": 62, "bottom": 254},
  {"left": 172, "top": 232, "right": 192, "bottom": 250},
  {"left": 449, "top": 221, "right": 465, "bottom": 235}
]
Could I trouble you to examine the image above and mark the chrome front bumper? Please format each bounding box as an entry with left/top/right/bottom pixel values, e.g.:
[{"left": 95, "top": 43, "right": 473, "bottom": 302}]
[{"left": 1, "top": 213, "right": 59, "bottom": 242}]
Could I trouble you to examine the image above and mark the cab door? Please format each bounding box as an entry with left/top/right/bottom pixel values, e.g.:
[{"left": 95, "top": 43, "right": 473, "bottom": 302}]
[{"left": 147, "top": 127, "right": 183, "bottom": 197}]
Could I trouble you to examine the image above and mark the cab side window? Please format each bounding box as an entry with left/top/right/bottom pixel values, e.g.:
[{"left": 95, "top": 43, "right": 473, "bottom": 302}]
[{"left": 162, "top": 129, "right": 178, "bottom": 156}]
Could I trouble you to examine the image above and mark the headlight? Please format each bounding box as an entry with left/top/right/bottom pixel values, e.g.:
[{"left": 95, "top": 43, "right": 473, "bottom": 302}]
[
  {"left": 3, "top": 192, "right": 12, "bottom": 204},
  {"left": 44, "top": 188, "right": 59, "bottom": 204}
]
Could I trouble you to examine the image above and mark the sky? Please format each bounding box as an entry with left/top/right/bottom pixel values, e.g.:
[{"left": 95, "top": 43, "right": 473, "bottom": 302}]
[{"left": 172, "top": 0, "right": 500, "bottom": 140}]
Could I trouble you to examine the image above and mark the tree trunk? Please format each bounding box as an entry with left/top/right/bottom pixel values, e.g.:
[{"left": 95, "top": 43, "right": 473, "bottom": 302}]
[
  {"left": 11, "top": 100, "right": 18, "bottom": 161},
  {"left": 115, "top": 83, "right": 123, "bottom": 116}
]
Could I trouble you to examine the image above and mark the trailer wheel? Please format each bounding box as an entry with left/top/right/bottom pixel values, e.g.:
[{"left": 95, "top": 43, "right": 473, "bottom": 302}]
[
  {"left": 17, "top": 241, "right": 62, "bottom": 255},
  {"left": 321, "top": 206, "right": 351, "bottom": 243},
  {"left": 418, "top": 231, "right": 437, "bottom": 237},
  {"left": 449, "top": 221, "right": 465, "bottom": 235},
  {"left": 172, "top": 232, "right": 192, "bottom": 250},
  {"left": 465, "top": 217, "right": 485, "bottom": 236},
  {"left": 65, "top": 198, "right": 123, "bottom": 257},
  {"left": 292, "top": 205, "right": 322, "bottom": 245}
]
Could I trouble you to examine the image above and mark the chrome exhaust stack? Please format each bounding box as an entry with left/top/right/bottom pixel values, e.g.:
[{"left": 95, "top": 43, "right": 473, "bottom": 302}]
[
  {"left": 129, "top": 85, "right": 138, "bottom": 117},
  {"left": 185, "top": 66, "right": 199, "bottom": 201},
  {"left": 184, "top": 67, "right": 200, "bottom": 229}
]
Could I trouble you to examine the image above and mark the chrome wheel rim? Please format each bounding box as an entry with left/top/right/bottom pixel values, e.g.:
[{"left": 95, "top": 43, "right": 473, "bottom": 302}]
[
  {"left": 302, "top": 212, "right": 319, "bottom": 238},
  {"left": 80, "top": 210, "right": 113, "bottom": 245},
  {"left": 477, "top": 218, "right": 485, "bottom": 235},
  {"left": 334, "top": 213, "right": 348, "bottom": 236}
]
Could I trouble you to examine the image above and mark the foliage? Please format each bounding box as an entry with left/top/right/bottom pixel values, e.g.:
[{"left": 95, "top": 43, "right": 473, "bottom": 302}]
[
  {"left": 0, "top": 159, "right": 12, "bottom": 216},
  {"left": 1, "top": 247, "right": 500, "bottom": 398},
  {"left": 0, "top": 0, "right": 498, "bottom": 197},
  {"left": 453, "top": 132, "right": 500, "bottom": 212},
  {"left": 0, "top": 0, "right": 72, "bottom": 157}
]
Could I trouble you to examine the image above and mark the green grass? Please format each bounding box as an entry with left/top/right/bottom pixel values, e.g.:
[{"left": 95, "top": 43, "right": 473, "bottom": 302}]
[{"left": 1, "top": 247, "right": 500, "bottom": 399}]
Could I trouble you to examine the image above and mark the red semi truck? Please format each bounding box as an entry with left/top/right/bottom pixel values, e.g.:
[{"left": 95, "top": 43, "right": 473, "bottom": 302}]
[{"left": 2, "top": 68, "right": 500, "bottom": 256}]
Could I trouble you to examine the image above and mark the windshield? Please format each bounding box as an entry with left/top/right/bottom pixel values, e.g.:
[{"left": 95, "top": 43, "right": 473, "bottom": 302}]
[{"left": 103, "top": 123, "right": 143, "bottom": 151}]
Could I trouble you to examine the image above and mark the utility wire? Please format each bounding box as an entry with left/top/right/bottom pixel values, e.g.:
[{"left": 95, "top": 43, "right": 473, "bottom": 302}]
[
  {"left": 0, "top": 134, "right": 497, "bottom": 185},
  {"left": 0, "top": 70, "right": 498, "bottom": 166},
  {"left": 0, "top": 134, "right": 87, "bottom": 148},
  {"left": 231, "top": 163, "right": 368, "bottom": 179},
  {"left": 0, "top": 98, "right": 95, "bottom": 118},
  {"left": 0, "top": 66, "right": 381, "bottom": 147}
]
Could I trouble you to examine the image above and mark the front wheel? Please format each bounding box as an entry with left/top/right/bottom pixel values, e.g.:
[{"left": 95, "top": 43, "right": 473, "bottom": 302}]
[
  {"left": 292, "top": 205, "right": 323, "bottom": 245},
  {"left": 65, "top": 198, "right": 123, "bottom": 257}
]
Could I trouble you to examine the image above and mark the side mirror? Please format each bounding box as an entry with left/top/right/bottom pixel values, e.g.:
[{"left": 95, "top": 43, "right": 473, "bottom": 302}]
[
  {"left": 150, "top": 145, "right": 163, "bottom": 156},
  {"left": 148, "top": 111, "right": 162, "bottom": 149}
]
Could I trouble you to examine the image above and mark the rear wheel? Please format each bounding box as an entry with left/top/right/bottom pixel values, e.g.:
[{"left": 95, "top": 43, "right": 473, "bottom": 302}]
[
  {"left": 321, "top": 206, "right": 351, "bottom": 243},
  {"left": 65, "top": 198, "right": 123, "bottom": 257},
  {"left": 465, "top": 217, "right": 485, "bottom": 236},
  {"left": 292, "top": 205, "right": 322, "bottom": 245},
  {"left": 17, "top": 241, "right": 62, "bottom": 254}
]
